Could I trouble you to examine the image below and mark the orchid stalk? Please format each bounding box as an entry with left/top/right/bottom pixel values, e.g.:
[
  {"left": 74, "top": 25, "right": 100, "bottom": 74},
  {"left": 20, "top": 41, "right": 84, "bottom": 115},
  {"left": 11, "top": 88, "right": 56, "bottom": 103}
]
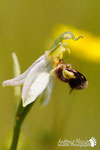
[{"left": 2, "top": 32, "right": 88, "bottom": 150}]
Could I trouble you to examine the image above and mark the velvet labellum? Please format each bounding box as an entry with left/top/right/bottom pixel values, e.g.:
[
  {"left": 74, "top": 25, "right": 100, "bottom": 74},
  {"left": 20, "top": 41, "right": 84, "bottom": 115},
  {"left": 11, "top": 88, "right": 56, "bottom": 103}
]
[{"left": 51, "top": 61, "right": 88, "bottom": 92}]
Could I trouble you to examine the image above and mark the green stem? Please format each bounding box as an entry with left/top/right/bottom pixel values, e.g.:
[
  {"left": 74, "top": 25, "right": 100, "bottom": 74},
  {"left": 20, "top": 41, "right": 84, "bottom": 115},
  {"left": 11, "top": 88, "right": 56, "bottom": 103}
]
[
  {"left": 10, "top": 123, "right": 20, "bottom": 150},
  {"left": 10, "top": 100, "right": 35, "bottom": 150}
]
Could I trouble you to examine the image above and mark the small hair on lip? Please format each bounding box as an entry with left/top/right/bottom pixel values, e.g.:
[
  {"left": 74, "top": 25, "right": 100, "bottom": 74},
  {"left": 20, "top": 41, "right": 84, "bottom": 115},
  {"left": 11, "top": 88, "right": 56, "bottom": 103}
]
[{"left": 83, "top": 80, "right": 88, "bottom": 88}]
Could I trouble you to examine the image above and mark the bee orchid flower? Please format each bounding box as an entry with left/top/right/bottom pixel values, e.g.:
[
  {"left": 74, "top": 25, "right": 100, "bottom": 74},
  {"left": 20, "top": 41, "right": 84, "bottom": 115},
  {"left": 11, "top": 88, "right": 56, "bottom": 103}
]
[{"left": 2, "top": 32, "right": 88, "bottom": 107}]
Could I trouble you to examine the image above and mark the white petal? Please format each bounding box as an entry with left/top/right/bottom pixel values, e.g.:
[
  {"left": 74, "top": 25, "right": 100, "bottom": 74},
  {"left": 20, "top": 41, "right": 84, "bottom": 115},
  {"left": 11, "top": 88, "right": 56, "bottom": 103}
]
[
  {"left": 21, "top": 54, "right": 45, "bottom": 78},
  {"left": 2, "top": 79, "right": 24, "bottom": 87},
  {"left": 22, "top": 72, "right": 50, "bottom": 107},
  {"left": 2, "top": 54, "right": 45, "bottom": 87},
  {"left": 40, "top": 76, "right": 54, "bottom": 106},
  {"left": 22, "top": 57, "right": 48, "bottom": 100}
]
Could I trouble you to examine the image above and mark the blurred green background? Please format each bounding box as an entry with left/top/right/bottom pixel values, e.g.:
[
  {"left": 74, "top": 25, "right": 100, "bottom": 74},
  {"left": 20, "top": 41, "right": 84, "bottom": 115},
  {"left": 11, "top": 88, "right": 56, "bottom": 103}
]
[{"left": 0, "top": 0, "right": 100, "bottom": 149}]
